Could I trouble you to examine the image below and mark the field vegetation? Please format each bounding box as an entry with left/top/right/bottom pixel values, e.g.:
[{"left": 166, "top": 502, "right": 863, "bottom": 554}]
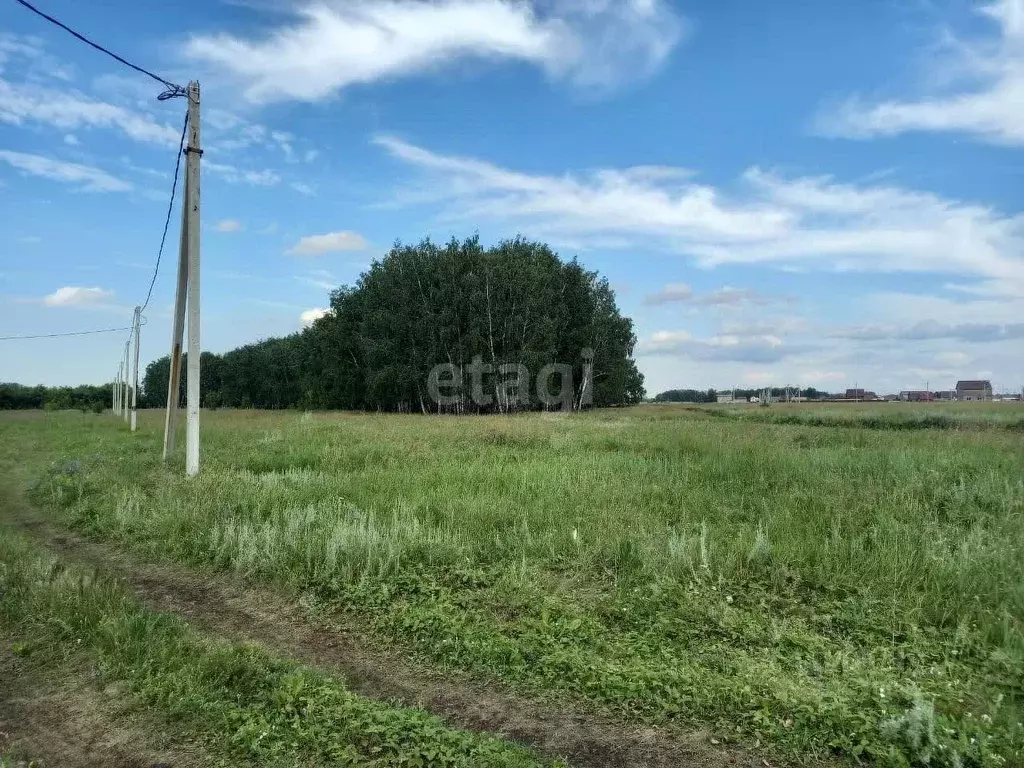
[
  {"left": 0, "top": 531, "right": 554, "bottom": 767},
  {"left": 1, "top": 402, "right": 1022, "bottom": 766}
]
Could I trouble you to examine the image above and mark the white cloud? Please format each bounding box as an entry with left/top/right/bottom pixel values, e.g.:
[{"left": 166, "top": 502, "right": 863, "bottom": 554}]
[
  {"left": 816, "top": 0, "right": 1024, "bottom": 145},
  {"left": 287, "top": 231, "right": 368, "bottom": 256},
  {"left": 376, "top": 135, "right": 791, "bottom": 241},
  {"left": 643, "top": 283, "right": 774, "bottom": 306},
  {"left": 297, "top": 268, "right": 338, "bottom": 290},
  {"left": 304, "top": 149, "right": 319, "bottom": 163},
  {"left": 0, "top": 150, "right": 131, "bottom": 192},
  {"left": 206, "top": 110, "right": 305, "bottom": 163},
  {"left": 638, "top": 287, "right": 1024, "bottom": 395},
  {"left": 43, "top": 286, "right": 114, "bottom": 307},
  {"left": 205, "top": 162, "right": 281, "bottom": 187},
  {"left": 638, "top": 329, "right": 801, "bottom": 364},
  {"left": 936, "top": 351, "right": 970, "bottom": 367},
  {"left": 0, "top": 33, "right": 74, "bottom": 81},
  {"left": 832, "top": 320, "right": 1024, "bottom": 343},
  {"left": 797, "top": 370, "right": 846, "bottom": 384},
  {"left": 0, "top": 78, "right": 181, "bottom": 147},
  {"left": 693, "top": 287, "right": 771, "bottom": 305},
  {"left": 184, "top": 0, "right": 683, "bottom": 104},
  {"left": 63, "top": 133, "right": 79, "bottom": 146},
  {"left": 215, "top": 219, "right": 243, "bottom": 232},
  {"left": 290, "top": 181, "right": 316, "bottom": 196},
  {"left": 643, "top": 282, "right": 692, "bottom": 304},
  {"left": 300, "top": 307, "right": 331, "bottom": 327},
  {"left": 377, "top": 137, "right": 1024, "bottom": 293}
]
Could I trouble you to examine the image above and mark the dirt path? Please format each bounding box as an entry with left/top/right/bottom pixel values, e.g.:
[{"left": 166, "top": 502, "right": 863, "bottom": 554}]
[
  {"left": 0, "top": 644, "right": 207, "bottom": 768},
  {"left": 4, "top": 507, "right": 771, "bottom": 768}
]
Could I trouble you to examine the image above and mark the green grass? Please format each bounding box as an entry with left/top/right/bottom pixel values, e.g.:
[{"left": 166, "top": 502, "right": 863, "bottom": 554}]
[
  {"left": 0, "top": 531, "right": 555, "bottom": 768},
  {"left": 681, "top": 402, "right": 1024, "bottom": 432},
  {"left": 2, "top": 403, "right": 1023, "bottom": 766}
]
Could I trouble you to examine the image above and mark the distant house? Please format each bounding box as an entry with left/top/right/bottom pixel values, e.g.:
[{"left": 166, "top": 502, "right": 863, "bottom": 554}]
[
  {"left": 844, "top": 388, "right": 878, "bottom": 400},
  {"left": 716, "top": 394, "right": 735, "bottom": 404},
  {"left": 900, "top": 390, "right": 935, "bottom": 402},
  {"left": 956, "top": 380, "right": 993, "bottom": 401},
  {"left": 935, "top": 390, "right": 957, "bottom": 401}
]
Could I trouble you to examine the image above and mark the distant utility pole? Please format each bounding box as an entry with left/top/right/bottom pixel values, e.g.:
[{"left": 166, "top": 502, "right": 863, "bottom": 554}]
[
  {"left": 123, "top": 340, "right": 130, "bottom": 424},
  {"left": 131, "top": 306, "right": 141, "bottom": 432},
  {"left": 163, "top": 81, "right": 202, "bottom": 477}
]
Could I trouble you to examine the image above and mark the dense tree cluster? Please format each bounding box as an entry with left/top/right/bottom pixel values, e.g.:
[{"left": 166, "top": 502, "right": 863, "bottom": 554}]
[
  {"left": 653, "top": 388, "right": 719, "bottom": 404},
  {"left": 0, "top": 382, "right": 109, "bottom": 411},
  {"left": 143, "top": 237, "right": 645, "bottom": 412}
]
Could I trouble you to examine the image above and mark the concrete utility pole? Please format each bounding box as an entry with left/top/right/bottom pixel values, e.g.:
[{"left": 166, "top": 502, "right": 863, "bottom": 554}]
[
  {"left": 163, "top": 167, "right": 189, "bottom": 460},
  {"left": 185, "top": 81, "right": 202, "bottom": 477},
  {"left": 131, "top": 306, "right": 141, "bottom": 432},
  {"left": 123, "top": 340, "right": 130, "bottom": 424},
  {"left": 163, "top": 81, "right": 202, "bottom": 476}
]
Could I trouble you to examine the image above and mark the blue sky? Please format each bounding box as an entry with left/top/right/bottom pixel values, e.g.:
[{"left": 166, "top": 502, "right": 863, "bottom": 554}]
[{"left": 1, "top": 0, "right": 1022, "bottom": 396}]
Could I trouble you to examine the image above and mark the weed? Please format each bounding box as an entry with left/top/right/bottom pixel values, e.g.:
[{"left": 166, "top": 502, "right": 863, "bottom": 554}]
[{"left": 3, "top": 404, "right": 1022, "bottom": 766}]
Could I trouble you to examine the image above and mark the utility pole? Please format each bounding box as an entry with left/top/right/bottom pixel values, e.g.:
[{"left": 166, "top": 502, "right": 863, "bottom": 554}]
[
  {"left": 114, "top": 363, "right": 120, "bottom": 415},
  {"left": 122, "top": 340, "right": 130, "bottom": 424},
  {"left": 163, "top": 81, "right": 202, "bottom": 476},
  {"left": 131, "top": 306, "right": 141, "bottom": 432},
  {"left": 163, "top": 166, "right": 188, "bottom": 460},
  {"left": 184, "top": 81, "right": 202, "bottom": 477}
]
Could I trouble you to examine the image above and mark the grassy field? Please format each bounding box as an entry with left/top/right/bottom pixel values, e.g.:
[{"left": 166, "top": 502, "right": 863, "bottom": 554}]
[{"left": 1, "top": 403, "right": 1022, "bottom": 766}]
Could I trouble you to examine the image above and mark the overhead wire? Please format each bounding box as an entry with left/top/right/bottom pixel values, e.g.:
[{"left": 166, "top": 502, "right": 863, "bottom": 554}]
[
  {"left": 141, "top": 111, "right": 188, "bottom": 313},
  {"left": 8, "top": 0, "right": 190, "bottom": 353},
  {"left": 12, "top": 0, "right": 189, "bottom": 100},
  {"left": 0, "top": 326, "right": 133, "bottom": 341}
]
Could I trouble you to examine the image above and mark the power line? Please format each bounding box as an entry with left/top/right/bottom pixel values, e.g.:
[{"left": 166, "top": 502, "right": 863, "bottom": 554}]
[
  {"left": 141, "top": 110, "right": 189, "bottom": 312},
  {"left": 13, "top": 0, "right": 188, "bottom": 101},
  {"left": 0, "top": 326, "right": 132, "bottom": 341}
]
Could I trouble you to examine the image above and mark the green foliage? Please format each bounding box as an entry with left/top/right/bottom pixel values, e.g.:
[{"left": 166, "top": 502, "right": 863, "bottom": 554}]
[
  {"left": 0, "top": 382, "right": 110, "bottom": 412},
  {"left": 7, "top": 404, "right": 1024, "bottom": 767},
  {"left": 140, "top": 236, "right": 644, "bottom": 411},
  {"left": 653, "top": 388, "right": 718, "bottom": 403},
  {"left": 0, "top": 533, "right": 556, "bottom": 768}
]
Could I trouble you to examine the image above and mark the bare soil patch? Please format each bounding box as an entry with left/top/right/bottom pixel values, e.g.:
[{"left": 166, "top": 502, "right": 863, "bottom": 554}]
[{"left": 0, "top": 643, "right": 206, "bottom": 768}]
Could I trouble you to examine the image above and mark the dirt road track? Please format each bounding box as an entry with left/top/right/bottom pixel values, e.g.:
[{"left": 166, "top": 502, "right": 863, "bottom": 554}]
[{"left": 5, "top": 509, "right": 771, "bottom": 768}]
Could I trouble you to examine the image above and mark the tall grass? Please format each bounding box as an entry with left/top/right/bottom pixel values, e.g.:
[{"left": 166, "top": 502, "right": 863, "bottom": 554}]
[{"left": 5, "top": 404, "right": 1023, "bottom": 766}]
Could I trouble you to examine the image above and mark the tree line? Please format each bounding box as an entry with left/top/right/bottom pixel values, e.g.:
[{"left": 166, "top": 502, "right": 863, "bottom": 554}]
[
  {"left": 653, "top": 387, "right": 829, "bottom": 403},
  {"left": 0, "top": 382, "right": 109, "bottom": 412},
  {"left": 142, "top": 237, "right": 645, "bottom": 412}
]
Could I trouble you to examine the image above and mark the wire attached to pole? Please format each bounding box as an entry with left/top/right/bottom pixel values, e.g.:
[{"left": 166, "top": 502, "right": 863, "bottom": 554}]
[
  {"left": 0, "top": 326, "right": 132, "bottom": 341},
  {"left": 141, "top": 111, "right": 189, "bottom": 312},
  {"left": 13, "top": 0, "right": 189, "bottom": 100}
]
